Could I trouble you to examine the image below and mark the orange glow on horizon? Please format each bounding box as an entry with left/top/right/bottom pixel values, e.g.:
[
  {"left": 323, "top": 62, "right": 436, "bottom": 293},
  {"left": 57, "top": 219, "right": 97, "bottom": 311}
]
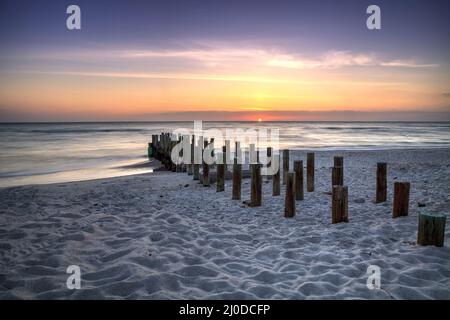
[{"left": 1, "top": 71, "right": 446, "bottom": 117}]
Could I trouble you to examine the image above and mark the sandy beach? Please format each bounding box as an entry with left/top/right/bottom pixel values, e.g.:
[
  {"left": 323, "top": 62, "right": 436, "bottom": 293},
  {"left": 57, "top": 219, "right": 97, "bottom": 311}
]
[{"left": 0, "top": 148, "right": 449, "bottom": 299}]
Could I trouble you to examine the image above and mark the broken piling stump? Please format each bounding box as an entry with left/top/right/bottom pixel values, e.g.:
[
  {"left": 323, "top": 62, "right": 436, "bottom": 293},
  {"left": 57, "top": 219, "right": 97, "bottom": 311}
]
[
  {"left": 273, "top": 153, "right": 280, "bottom": 196},
  {"left": 294, "top": 160, "right": 304, "bottom": 201},
  {"left": 392, "top": 182, "right": 410, "bottom": 218},
  {"left": 232, "top": 159, "right": 242, "bottom": 200},
  {"left": 417, "top": 212, "right": 446, "bottom": 247},
  {"left": 250, "top": 164, "right": 262, "bottom": 207},
  {"left": 202, "top": 139, "right": 210, "bottom": 186},
  {"left": 332, "top": 185, "right": 349, "bottom": 224},
  {"left": 332, "top": 166, "right": 344, "bottom": 188},
  {"left": 283, "top": 149, "right": 289, "bottom": 185},
  {"left": 284, "top": 172, "right": 295, "bottom": 218},
  {"left": 376, "top": 162, "right": 387, "bottom": 203},
  {"left": 307, "top": 152, "right": 315, "bottom": 192},
  {"left": 216, "top": 147, "right": 225, "bottom": 192}
]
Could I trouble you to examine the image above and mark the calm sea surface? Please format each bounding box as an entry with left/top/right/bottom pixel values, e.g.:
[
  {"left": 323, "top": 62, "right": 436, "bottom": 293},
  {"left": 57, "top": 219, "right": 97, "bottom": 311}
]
[{"left": 1, "top": 122, "right": 449, "bottom": 187}]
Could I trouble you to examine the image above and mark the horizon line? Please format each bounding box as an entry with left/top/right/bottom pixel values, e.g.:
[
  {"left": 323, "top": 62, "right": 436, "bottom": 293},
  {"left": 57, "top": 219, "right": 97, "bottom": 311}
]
[
  {"left": 2, "top": 109, "right": 450, "bottom": 122},
  {"left": 2, "top": 120, "right": 450, "bottom": 124}
]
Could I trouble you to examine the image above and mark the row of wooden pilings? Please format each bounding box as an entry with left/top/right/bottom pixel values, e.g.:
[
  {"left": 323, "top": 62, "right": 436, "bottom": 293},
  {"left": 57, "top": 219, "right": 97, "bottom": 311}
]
[{"left": 149, "top": 133, "right": 446, "bottom": 247}]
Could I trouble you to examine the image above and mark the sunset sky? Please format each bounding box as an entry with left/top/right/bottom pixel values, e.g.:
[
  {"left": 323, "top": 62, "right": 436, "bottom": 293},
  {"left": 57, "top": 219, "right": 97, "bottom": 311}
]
[{"left": 0, "top": 0, "right": 450, "bottom": 121}]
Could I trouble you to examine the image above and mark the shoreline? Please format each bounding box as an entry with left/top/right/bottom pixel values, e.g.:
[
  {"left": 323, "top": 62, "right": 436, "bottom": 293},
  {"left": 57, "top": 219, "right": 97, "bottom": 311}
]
[
  {"left": 2, "top": 146, "right": 450, "bottom": 190},
  {"left": 0, "top": 147, "right": 449, "bottom": 299}
]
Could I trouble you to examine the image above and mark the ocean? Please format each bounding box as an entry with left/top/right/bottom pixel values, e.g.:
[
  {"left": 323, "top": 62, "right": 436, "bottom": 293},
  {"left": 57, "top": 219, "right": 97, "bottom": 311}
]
[{"left": 1, "top": 121, "right": 449, "bottom": 187}]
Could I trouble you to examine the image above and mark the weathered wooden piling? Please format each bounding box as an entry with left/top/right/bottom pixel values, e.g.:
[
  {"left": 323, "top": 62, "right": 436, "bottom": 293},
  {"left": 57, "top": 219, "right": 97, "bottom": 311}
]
[
  {"left": 176, "top": 136, "right": 182, "bottom": 172},
  {"left": 216, "top": 147, "right": 225, "bottom": 192},
  {"left": 224, "top": 140, "right": 230, "bottom": 172},
  {"left": 392, "top": 182, "right": 410, "bottom": 218},
  {"left": 153, "top": 135, "right": 159, "bottom": 160},
  {"left": 250, "top": 164, "right": 262, "bottom": 207},
  {"left": 266, "top": 147, "right": 273, "bottom": 180},
  {"left": 187, "top": 135, "right": 194, "bottom": 175},
  {"left": 332, "top": 156, "right": 344, "bottom": 187},
  {"left": 222, "top": 144, "right": 227, "bottom": 164},
  {"left": 284, "top": 172, "right": 295, "bottom": 218},
  {"left": 148, "top": 142, "right": 153, "bottom": 159},
  {"left": 235, "top": 141, "right": 241, "bottom": 165},
  {"left": 167, "top": 133, "right": 172, "bottom": 170},
  {"left": 171, "top": 138, "right": 177, "bottom": 172},
  {"left": 417, "top": 212, "right": 446, "bottom": 247},
  {"left": 273, "top": 153, "right": 280, "bottom": 196},
  {"left": 307, "top": 152, "right": 315, "bottom": 192},
  {"left": 376, "top": 162, "right": 387, "bottom": 203},
  {"left": 162, "top": 133, "right": 169, "bottom": 169},
  {"left": 332, "top": 185, "right": 348, "bottom": 224},
  {"left": 250, "top": 144, "right": 257, "bottom": 164},
  {"left": 334, "top": 156, "right": 344, "bottom": 168},
  {"left": 294, "top": 160, "right": 304, "bottom": 201},
  {"left": 159, "top": 133, "right": 164, "bottom": 162},
  {"left": 164, "top": 133, "right": 169, "bottom": 168},
  {"left": 232, "top": 157, "right": 242, "bottom": 200},
  {"left": 163, "top": 133, "right": 169, "bottom": 169},
  {"left": 202, "top": 139, "right": 210, "bottom": 186},
  {"left": 156, "top": 133, "right": 163, "bottom": 160},
  {"left": 158, "top": 133, "right": 163, "bottom": 162},
  {"left": 283, "top": 149, "right": 289, "bottom": 185},
  {"left": 156, "top": 134, "right": 160, "bottom": 150},
  {"left": 209, "top": 138, "right": 215, "bottom": 160},
  {"left": 193, "top": 136, "right": 202, "bottom": 180},
  {"left": 332, "top": 166, "right": 344, "bottom": 187},
  {"left": 183, "top": 135, "right": 189, "bottom": 172},
  {"left": 193, "top": 163, "right": 199, "bottom": 179},
  {"left": 149, "top": 134, "right": 158, "bottom": 159}
]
